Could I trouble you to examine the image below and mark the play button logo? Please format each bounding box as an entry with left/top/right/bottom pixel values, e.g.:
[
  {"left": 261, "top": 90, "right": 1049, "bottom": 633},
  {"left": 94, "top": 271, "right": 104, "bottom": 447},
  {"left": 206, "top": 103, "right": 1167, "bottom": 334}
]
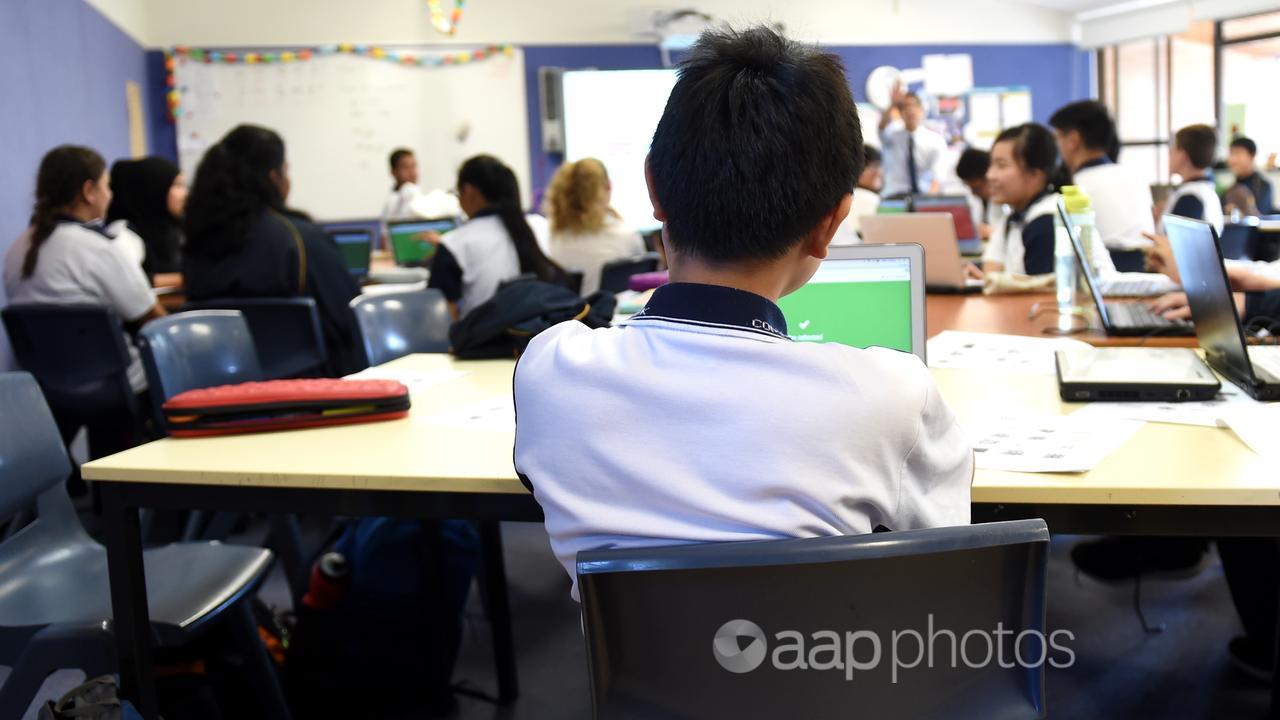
[{"left": 713, "top": 619, "right": 768, "bottom": 674}]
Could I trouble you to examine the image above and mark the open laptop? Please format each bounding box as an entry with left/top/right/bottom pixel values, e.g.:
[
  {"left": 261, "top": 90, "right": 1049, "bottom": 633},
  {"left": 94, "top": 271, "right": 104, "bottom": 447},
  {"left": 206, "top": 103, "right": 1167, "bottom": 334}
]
[
  {"left": 1059, "top": 199, "right": 1193, "bottom": 337},
  {"left": 324, "top": 228, "right": 374, "bottom": 281},
  {"left": 1164, "top": 214, "right": 1280, "bottom": 400},
  {"left": 860, "top": 214, "right": 982, "bottom": 294},
  {"left": 387, "top": 217, "right": 457, "bottom": 267},
  {"left": 776, "top": 243, "right": 927, "bottom": 362},
  {"left": 912, "top": 195, "right": 982, "bottom": 255}
]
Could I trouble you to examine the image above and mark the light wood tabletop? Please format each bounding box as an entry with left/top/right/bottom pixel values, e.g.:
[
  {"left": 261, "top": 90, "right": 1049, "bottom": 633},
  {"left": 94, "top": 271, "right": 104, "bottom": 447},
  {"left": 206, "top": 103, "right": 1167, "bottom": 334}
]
[{"left": 926, "top": 293, "right": 1197, "bottom": 348}]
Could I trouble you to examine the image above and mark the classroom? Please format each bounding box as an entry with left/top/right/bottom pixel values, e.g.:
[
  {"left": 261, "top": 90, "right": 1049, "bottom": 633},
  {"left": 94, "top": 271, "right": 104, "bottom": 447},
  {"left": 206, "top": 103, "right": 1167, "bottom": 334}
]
[{"left": 2, "top": 0, "right": 1280, "bottom": 718}]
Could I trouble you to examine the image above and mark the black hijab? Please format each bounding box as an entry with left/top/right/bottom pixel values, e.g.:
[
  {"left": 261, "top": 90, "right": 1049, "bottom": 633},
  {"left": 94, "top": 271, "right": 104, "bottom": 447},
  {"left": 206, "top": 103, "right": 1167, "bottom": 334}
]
[{"left": 108, "top": 157, "right": 183, "bottom": 275}]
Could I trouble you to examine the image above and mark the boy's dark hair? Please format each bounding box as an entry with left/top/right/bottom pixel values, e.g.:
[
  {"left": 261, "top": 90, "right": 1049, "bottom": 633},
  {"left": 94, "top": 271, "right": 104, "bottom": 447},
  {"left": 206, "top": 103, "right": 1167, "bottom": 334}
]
[
  {"left": 1047, "top": 100, "right": 1117, "bottom": 153},
  {"left": 1175, "top": 124, "right": 1217, "bottom": 169},
  {"left": 864, "top": 145, "right": 882, "bottom": 167},
  {"left": 647, "top": 27, "right": 864, "bottom": 262},
  {"left": 1231, "top": 136, "right": 1258, "bottom": 157},
  {"left": 955, "top": 148, "right": 990, "bottom": 181},
  {"left": 389, "top": 148, "right": 414, "bottom": 171}
]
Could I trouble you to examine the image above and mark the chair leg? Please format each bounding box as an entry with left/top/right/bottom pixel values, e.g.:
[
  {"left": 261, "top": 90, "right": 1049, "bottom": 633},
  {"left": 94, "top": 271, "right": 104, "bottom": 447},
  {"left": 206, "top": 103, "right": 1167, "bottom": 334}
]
[
  {"left": 200, "top": 512, "right": 240, "bottom": 540},
  {"left": 180, "top": 510, "right": 209, "bottom": 542},
  {"left": 265, "top": 514, "right": 309, "bottom": 606},
  {"left": 227, "top": 600, "right": 293, "bottom": 720},
  {"left": 0, "top": 625, "right": 116, "bottom": 719}
]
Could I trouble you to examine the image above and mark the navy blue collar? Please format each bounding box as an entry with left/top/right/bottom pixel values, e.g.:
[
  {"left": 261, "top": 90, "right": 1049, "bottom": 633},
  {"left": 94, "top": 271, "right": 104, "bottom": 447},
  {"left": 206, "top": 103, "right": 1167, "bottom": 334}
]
[
  {"left": 633, "top": 282, "right": 790, "bottom": 340},
  {"left": 1077, "top": 156, "right": 1112, "bottom": 172},
  {"left": 1006, "top": 188, "right": 1054, "bottom": 226}
]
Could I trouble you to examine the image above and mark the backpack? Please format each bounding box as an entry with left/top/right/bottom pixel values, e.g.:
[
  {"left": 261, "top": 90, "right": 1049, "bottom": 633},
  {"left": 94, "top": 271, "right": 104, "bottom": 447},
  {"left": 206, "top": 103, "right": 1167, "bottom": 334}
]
[{"left": 449, "top": 280, "right": 616, "bottom": 359}]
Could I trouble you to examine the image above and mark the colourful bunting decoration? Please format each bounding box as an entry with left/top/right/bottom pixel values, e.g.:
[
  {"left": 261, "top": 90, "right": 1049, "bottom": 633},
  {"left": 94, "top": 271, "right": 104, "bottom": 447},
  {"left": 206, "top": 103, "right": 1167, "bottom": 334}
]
[
  {"left": 163, "top": 43, "right": 514, "bottom": 123},
  {"left": 427, "top": 0, "right": 466, "bottom": 36}
]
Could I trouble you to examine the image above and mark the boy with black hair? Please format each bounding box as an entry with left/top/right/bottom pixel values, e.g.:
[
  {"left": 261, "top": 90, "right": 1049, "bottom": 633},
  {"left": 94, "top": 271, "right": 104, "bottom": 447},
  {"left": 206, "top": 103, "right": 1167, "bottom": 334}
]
[
  {"left": 1163, "top": 124, "right": 1224, "bottom": 233},
  {"left": 1228, "top": 136, "right": 1274, "bottom": 215},
  {"left": 379, "top": 147, "right": 461, "bottom": 235},
  {"left": 514, "top": 27, "right": 973, "bottom": 600},
  {"left": 1049, "top": 100, "right": 1155, "bottom": 256},
  {"left": 956, "top": 147, "right": 1001, "bottom": 241}
]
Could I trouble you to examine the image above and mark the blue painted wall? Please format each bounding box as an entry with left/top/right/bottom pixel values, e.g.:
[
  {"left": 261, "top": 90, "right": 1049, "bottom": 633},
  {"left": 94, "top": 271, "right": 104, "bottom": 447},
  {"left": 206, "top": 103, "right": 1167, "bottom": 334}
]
[{"left": 0, "top": 0, "right": 151, "bottom": 369}]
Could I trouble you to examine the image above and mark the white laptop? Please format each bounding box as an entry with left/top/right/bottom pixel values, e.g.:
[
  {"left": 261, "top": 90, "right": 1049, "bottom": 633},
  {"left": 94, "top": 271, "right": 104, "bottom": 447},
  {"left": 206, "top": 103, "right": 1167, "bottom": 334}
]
[{"left": 860, "top": 214, "right": 983, "bottom": 294}]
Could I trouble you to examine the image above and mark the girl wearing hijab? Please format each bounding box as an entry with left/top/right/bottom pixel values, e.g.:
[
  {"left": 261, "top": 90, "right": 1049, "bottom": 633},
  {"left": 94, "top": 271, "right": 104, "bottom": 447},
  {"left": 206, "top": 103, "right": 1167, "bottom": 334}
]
[{"left": 107, "top": 156, "right": 187, "bottom": 276}]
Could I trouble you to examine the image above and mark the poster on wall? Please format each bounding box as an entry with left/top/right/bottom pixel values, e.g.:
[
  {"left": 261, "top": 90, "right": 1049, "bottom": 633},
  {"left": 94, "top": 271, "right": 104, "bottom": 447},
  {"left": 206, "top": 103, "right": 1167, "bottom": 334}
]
[{"left": 964, "top": 87, "right": 1033, "bottom": 150}]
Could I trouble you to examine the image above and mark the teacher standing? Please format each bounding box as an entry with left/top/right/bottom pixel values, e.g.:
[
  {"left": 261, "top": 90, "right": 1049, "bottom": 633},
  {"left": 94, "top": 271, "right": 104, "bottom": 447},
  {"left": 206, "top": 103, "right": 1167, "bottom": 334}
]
[{"left": 878, "top": 83, "right": 947, "bottom": 199}]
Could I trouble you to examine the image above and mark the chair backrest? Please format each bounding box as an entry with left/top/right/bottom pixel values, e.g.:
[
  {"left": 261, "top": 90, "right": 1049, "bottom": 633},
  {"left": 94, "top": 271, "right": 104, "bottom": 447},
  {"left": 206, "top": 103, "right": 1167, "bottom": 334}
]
[
  {"left": 1247, "top": 227, "right": 1279, "bottom": 263},
  {"left": 599, "top": 254, "right": 660, "bottom": 294},
  {"left": 578, "top": 520, "right": 1050, "bottom": 720},
  {"left": 0, "top": 304, "right": 136, "bottom": 423},
  {"left": 349, "top": 289, "right": 451, "bottom": 366},
  {"left": 0, "top": 373, "right": 74, "bottom": 521},
  {"left": 137, "top": 310, "right": 264, "bottom": 428},
  {"left": 182, "top": 297, "right": 326, "bottom": 379},
  {"left": 1219, "top": 223, "right": 1254, "bottom": 261}
]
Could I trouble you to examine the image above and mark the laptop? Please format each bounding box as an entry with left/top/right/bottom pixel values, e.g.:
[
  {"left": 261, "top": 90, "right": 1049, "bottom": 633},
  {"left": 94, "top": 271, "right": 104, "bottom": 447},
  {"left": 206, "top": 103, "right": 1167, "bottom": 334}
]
[
  {"left": 860, "top": 214, "right": 983, "bottom": 295},
  {"left": 1059, "top": 199, "right": 1193, "bottom": 337},
  {"left": 387, "top": 217, "right": 458, "bottom": 267},
  {"left": 912, "top": 195, "right": 982, "bottom": 255},
  {"left": 876, "top": 198, "right": 909, "bottom": 215},
  {"left": 325, "top": 228, "right": 374, "bottom": 281},
  {"left": 1096, "top": 273, "right": 1180, "bottom": 299},
  {"left": 776, "top": 243, "right": 927, "bottom": 362},
  {"left": 1164, "top": 214, "right": 1280, "bottom": 400},
  {"left": 1054, "top": 346, "right": 1220, "bottom": 402}
]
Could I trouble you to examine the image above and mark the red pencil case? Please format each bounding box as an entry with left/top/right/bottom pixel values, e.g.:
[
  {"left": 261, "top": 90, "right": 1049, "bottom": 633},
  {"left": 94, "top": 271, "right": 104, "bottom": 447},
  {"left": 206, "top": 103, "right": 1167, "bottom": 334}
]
[{"left": 162, "top": 378, "right": 411, "bottom": 437}]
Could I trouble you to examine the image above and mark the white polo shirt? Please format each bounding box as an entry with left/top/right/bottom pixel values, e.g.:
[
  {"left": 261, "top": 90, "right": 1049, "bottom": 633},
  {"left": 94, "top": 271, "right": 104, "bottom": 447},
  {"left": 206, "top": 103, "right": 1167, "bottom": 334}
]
[
  {"left": 880, "top": 123, "right": 949, "bottom": 198},
  {"left": 1160, "top": 176, "right": 1224, "bottom": 235},
  {"left": 432, "top": 213, "right": 551, "bottom": 315},
  {"left": 514, "top": 282, "right": 974, "bottom": 600},
  {"left": 4, "top": 220, "right": 156, "bottom": 392},
  {"left": 1071, "top": 158, "right": 1156, "bottom": 251},
  {"left": 983, "top": 192, "right": 1115, "bottom": 277},
  {"left": 831, "top": 188, "right": 881, "bottom": 246},
  {"left": 380, "top": 181, "right": 462, "bottom": 224}
]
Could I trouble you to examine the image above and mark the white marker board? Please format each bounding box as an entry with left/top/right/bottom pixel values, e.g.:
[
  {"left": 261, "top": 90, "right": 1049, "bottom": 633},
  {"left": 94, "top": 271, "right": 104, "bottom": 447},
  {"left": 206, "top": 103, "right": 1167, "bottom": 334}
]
[{"left": 174, "top": 48, "right": 530, "bottom": 220}]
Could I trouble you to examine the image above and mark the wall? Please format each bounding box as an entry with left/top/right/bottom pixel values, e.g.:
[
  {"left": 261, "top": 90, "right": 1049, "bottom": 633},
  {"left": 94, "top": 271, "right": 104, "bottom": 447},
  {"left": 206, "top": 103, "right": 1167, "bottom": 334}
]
[{"left": 0, "top": 0, "right": 151, "bottom": 369}]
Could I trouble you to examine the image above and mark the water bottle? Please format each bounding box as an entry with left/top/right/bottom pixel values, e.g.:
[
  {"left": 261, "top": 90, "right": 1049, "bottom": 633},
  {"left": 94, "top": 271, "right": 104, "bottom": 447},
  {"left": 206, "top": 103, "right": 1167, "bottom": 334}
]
[
  {"left": 301, "top": 551, "right": 350, "bottom": 610},
  {"left": 1053, "top": 206, "right": 1077, "bottom": 316},
  {"left": 1056, "top": 186, "right": 1097, "bottom": 315}
]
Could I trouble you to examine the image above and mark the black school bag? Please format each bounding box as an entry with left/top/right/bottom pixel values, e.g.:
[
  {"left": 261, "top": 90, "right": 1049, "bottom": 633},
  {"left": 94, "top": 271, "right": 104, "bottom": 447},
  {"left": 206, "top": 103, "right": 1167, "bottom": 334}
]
[{"left": 449, "top": 280, "right": 616, "bottom": 359}]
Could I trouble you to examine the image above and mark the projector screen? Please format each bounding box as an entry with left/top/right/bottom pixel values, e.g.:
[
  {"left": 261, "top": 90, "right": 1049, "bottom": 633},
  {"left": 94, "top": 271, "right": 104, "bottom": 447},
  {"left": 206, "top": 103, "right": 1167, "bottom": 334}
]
[{"left": 562, "top": 69, "right": 678, "bottom": 233}]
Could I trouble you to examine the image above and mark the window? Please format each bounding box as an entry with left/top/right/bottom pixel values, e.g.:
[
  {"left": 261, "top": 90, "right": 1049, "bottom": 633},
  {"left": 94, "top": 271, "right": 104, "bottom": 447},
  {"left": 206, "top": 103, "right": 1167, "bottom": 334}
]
[{"left": 1221, "top": 12, "right": 1280, "bottom": 166}]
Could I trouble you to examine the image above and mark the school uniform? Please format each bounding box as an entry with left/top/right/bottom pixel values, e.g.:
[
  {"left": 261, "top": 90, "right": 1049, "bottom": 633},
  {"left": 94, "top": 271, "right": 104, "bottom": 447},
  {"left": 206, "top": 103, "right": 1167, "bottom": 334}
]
[
  {"left": 967, "top": 192, "right": 1007, "bottom": 235},
  {"left": 549, "top": 215, "right": 645, "bottom": 295},
  {"left": 381, "top": 182, "right": 462, "bottom": 224},
  {"left": 1160, "top": 174, "right": 1224, "bottom": 235},
  {"left": 427, "top": 210, "right": 551, "bottom": 316},
  {"left": 514, "top": 282, "right": 974, "bottom": 600},
  {"left": 982, "top": 191, "right": 1116, "bottom": 277},
  {"left": 880, "top": 123, "right": 949, "bottom": 198},
  {"left": 1232, "top": 172, "right": 1275, "bottom": 216},
  {"left": 1070, "top": 157, "right": 1156, "bottom": 251},
  {"left": 3, "top": 219, "right": 156, "bottom": 392}
]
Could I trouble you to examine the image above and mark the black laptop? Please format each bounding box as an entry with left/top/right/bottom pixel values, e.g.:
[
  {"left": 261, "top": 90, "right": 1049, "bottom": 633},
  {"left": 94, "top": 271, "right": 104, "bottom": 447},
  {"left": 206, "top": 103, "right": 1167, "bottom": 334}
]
[
  {"left": 1058, "top": 198, "right": 1193, "bottom": 337},
  {"left": 1164, "top": 214, "right": 1280, "bottom": 401}
]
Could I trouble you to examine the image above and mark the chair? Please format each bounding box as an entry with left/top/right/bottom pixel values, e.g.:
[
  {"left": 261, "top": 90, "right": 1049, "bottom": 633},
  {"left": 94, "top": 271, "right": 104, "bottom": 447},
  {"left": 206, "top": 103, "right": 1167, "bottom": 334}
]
[
  {"left": 599, "top": 253, "right": 660, "bottom": 294},
  {"left": 0, "top": 304, "right": 146, "bottom": 457},
  {"left": 1220, "top": 223, "right": 1254, "bottom": 261},
  {"left": 182, "top": 297, "right": 327, "bottom": 379},
  {"left": 0, "top": 373, "right": 292, "bottom": 719},
  {"left": 1248, "top": 229, "right": 1280, "bottom": 263},
  {"left": 578, "top": 520, "right": 1050, "bottom": 720},
  {"left": 349, "top": 290, "right": 451, "bottom": 366}
]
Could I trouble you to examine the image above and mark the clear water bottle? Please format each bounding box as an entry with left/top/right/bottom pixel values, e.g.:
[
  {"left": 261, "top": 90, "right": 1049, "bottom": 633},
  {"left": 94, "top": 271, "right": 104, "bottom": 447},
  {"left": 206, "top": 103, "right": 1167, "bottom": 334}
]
[
  {"left": 1056, "top": 186, "right": 1097, "bottom": 316},
  {"left": 1053, "top": 210, "right": 1076, "bottom": 317}
]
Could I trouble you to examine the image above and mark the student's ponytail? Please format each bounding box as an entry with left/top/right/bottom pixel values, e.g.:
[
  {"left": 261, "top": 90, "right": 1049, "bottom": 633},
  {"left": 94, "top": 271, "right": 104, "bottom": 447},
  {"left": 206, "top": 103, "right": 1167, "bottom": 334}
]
[
  {"left": 457, "top": 155, "right": 565, "bottom": 283},
  {"left": 23, "top": 146, "right": 107, "bottom": 278}
]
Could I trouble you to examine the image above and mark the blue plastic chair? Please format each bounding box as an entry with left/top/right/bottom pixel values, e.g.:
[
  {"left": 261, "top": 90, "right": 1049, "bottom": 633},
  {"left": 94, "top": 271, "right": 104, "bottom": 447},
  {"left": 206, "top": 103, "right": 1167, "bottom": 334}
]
[
  {"left": 182, "top": 297, "right": 327, "bottom": 379},
  {"left": 1220, "top": 223, "right": 1254, "bottom": 261},
  {"left": 598, "top": 253, "right": 660, "bottom": 294},
  {"left": 0, "top": 372, "right": 291, "bottom": 719},
  {"left": 349, "top": 289, "right": 451, "bottom": 366},
  {"left": 0, "top": 304, "right": 146, "bottom": 455},
  {"left": 578, "top": 519, "right": 1051, "bottom": 720}
]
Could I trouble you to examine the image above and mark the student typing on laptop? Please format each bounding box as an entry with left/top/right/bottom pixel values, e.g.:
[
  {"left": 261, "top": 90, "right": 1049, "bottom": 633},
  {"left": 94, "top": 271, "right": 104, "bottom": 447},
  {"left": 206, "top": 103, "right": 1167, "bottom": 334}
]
[{"left": 513, "top": 27, "right": 973, "bottom": 601}]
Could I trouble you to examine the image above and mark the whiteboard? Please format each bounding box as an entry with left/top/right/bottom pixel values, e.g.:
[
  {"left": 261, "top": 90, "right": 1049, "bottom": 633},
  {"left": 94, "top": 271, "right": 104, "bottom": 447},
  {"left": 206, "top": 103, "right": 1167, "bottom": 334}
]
[{"left": 174, "top": 49, "right": 531, "bottom": 220}]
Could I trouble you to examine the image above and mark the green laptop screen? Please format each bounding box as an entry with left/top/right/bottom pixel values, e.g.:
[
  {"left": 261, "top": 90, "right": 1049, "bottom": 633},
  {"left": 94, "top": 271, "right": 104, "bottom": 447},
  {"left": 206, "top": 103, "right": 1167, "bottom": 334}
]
[
  {"left": 388, "top": 219, "right": 457, "bottom": 265},
  {"left": 777, "top": 257, "right": 913, "bottom": 353}
]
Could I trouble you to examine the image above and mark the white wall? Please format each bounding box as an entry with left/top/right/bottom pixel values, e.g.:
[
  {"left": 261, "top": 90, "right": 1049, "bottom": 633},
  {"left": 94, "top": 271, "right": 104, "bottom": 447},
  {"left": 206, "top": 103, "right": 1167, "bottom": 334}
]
[
  {"left": 138, "top": 0, "right": 1075, "bottom": 48},
  {"left": 82, "top": 0, "right": 148, "bottom": 44}
]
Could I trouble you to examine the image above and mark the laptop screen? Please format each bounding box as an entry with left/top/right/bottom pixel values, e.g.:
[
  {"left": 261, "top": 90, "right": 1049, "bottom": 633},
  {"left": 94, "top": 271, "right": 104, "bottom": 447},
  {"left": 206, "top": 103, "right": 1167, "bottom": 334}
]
[
  {"left": 877, "top": 199, "right": 909, "bottom": 214},
  {"left": 328, "top": 230, "right": 373, "bottom": 277},
  {"left": 388, "top": 218, "right": 457, "bottom": 265},
  {"left": 777, "top": 253, "right": 917, "bottom": 358},
  {"left": 912, "top": 195, "right": 978, "bottom": 247}
]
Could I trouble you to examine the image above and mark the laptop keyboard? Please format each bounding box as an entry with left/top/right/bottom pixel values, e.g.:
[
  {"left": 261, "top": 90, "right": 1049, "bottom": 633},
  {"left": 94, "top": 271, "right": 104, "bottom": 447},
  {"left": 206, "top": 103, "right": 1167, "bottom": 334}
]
[
  {"left": 1248, "top": 346, "right": 1280, "bottom": 381},
  {"left": 1106, "top": 302, "right": 1186, "bottom": 329},
  {"left": 1099, "top": 279, "right": 1167, "bottom": 297}
]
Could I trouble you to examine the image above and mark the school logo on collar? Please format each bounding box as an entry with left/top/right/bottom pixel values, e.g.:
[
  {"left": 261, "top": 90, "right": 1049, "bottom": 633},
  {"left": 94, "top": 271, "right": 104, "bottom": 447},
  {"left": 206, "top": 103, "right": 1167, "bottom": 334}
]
[{"left": 751, "top": 318, "right": 787, "bottom": 339}]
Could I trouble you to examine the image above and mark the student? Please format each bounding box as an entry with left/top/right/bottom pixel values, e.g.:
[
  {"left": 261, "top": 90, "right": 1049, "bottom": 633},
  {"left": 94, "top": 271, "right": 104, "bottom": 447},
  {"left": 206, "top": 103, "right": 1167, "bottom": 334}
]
[
  {"left": 981, "top": 123, "right": 1113, "bottom": 277},
  {"left": 1049, "top": 101, "right": 1155, "bottom": 256},
  {"left": 106, "top": 157, "right": 187, "bottom": 276},
  {"left": 1227, "top": 137, "right": 1274, "bottom": 216},
  {"left": 543, "top": 158, "right": 645, "bottom": 295},
  {"left": 831, "top": 145, "right": 883, "bottom": 245},
  {"left": 183, "top": 124, "right": 365, "bottom": 376},
  {"left": 427, "top": 155, "right": 563, "bottom": 318},
  {"left": 381, "top": 148, "right": 462, "bottom": 225},
  {"left": 878, "top": 86, "right": 947, "bottom": 198},
  {"left": 4, "top": 146, "right": 165, "bottom": 395},
  {"left": 956, "top": 147, "right": 1002, "bottom": 241},
  {"left": 513, "top": 27, "right": 973, "bottom": 601},
  {"left": 1161, "top": 124, "right": 1224, "bottom": 234}
]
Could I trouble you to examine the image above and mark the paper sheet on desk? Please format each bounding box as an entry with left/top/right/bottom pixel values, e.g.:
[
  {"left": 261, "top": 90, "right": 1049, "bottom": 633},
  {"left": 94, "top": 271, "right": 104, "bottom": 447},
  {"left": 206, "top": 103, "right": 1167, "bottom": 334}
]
[
  {"left": 417, "top": 397, "right": 515, "bottom": 432},
  {"left": 967, "top": 414, "right": 1144, "bottom": 473},
  {"left": 345, "top": 368, "right": 467, "bottom": 395},
  {"left": 928, "top": 331, "right": 1093, "bottom": 375},
  {"left": 1217, "top": 403, "right": 1280, "bottom": 458},
  {"left": 1065, "top": 383, "right": 1263, "bottom": 428}
]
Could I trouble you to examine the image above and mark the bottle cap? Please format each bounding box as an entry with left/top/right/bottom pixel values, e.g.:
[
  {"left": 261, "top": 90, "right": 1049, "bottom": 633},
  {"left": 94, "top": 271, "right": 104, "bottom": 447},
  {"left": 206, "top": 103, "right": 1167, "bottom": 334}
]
[{"left": 1060, "top": 185, "right": 1092, "bottom": 213}]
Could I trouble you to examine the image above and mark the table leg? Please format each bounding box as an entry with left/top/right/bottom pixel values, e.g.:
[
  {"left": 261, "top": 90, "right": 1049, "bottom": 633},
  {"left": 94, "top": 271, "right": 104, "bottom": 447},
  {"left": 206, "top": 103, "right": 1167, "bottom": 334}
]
[
  {"left": 102, "top": 485, "right": 160, "bottom": 720},
  {"left": 1271, "top": 538, "right": 1280, "bottom": 719},
  {"left": 478, "top": 520, "right": 519, "bottom": 704}
]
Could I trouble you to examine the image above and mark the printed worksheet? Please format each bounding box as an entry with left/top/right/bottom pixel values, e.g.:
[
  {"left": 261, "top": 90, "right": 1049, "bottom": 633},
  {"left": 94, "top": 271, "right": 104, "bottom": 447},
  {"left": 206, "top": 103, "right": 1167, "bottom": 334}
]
[
  {"left": 927, "top": 331, "right": 1093, "bottom": 375},
  {"left": 1217, "top": 403, "right": 1280, "bottom": 458},
  {"left": 416, "top": 397, "right": 515, "bottom": 432},
  {"left": 967, "top": 414, "right": 1145, "bottom": 473}
]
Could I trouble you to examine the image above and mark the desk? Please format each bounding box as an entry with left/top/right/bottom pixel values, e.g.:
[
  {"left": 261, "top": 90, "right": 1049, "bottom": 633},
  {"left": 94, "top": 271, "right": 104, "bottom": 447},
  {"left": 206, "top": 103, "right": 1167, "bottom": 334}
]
[
  {"left": 87, "top": 356, "right": 1279, "bottom": 716},
  {"left": 926, "top": 293, "right": 1197, "bottom": 348}
]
